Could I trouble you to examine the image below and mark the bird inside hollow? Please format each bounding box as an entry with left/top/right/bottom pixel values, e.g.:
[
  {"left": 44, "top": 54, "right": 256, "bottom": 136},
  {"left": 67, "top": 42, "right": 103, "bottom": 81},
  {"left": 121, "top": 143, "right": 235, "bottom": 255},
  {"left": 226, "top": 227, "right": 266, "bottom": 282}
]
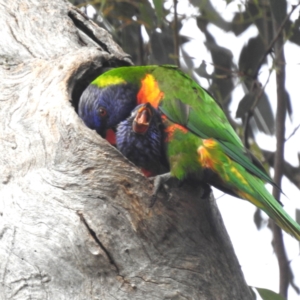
[
  {"left": 116, "top": 103, "right": 169, "bottom": 177},
  {"left": 78, "top": 65, "right": 300, "bottom": 240},
  {"left": 78, "top": 83, "right": 138, "bottom": 144}
]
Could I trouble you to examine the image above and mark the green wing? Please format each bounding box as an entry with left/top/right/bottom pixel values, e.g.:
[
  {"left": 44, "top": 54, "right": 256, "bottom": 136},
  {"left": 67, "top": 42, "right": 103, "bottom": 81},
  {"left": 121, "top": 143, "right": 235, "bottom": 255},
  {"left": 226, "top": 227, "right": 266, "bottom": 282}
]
[
  {"left": 155, "top": 66, "right": 275, "bottom": 186},
  {"left": 95, "top": 64, "right": 275, "bottom": 186},
  {"left": 153, "top": 66, "right": 243, "bottom": 146}
]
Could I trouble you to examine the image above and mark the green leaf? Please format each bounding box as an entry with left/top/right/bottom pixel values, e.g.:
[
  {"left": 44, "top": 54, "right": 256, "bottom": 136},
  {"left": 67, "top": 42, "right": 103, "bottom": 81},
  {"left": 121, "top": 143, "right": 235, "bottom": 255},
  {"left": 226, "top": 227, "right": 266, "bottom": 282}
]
[
  {"left": 287, "top": 14, "right": 300, "bottom": 46},
  {"left": 181, "top": 47, "right": 194, "bottom": 69},
  {"left": 150, "top": 27, "right": 175, "bottom": 64},
  {"left": 236, "top": 88, "right": 275, "bottom": 136},
  {"left": 121, "top": 23, "right": 142, "bottom": 64},
  {"left": 153, "top": 0, "right": 164, "bottom": 27},
  {"left": 236, "top": 92, "right": 256, "bottom": 119},
  {"left": 139, "top": 1, "right": 156, "bottom": 29},
  {"left": 239, "top": 36, "right": 266, "bottom": 77},
  {"left": 198, "top": 26, "right": 234, "bottom": 105},
  {"left": 254, "top": 92, "right": 274, "bottom": 135},
  {"left": 254, "top": 287, "right": 286, "bottom": 300},
  {"left": 269, "top": 0, "right": 287, "bottom": 25},
  {"left": 231, "top": 11, "right": 251, "bottom": 36},
  {"left": 195, "top": 60, "right": 211, "bottom": 79},
  {"left": 192, "top": 0, "right": 230, "bottom": 31},
  {"left": 296, "top": 209, "right": 300, "bottom": 225},
  {"left": 285, "top": 89, "right": 292, "bottom": 117},
  {"left": 254, "top": 208, "right": 264, "bottom": 230}
]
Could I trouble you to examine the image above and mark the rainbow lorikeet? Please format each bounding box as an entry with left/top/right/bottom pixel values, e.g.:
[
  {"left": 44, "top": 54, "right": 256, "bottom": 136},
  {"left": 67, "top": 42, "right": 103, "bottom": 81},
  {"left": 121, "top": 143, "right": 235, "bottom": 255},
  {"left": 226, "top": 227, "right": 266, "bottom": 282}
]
[
  {"left": 116, "top": 103, "right": 169, "bottom": 177},
  {"left": 78, "top": 65, "right": 300, "bottom": 240}
]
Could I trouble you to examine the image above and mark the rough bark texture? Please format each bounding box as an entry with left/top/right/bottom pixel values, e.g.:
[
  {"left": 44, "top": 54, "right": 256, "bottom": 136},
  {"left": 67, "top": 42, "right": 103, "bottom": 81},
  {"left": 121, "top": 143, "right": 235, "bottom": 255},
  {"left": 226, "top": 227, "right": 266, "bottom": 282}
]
[{"left": 0, "top": 1, "right": 254, "bottom": 299}]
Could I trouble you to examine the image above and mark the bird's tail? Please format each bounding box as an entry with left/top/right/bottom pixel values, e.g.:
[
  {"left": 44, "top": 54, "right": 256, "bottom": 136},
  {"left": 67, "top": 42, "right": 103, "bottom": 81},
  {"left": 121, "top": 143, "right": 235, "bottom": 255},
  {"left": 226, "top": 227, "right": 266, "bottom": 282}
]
[{"left": 237, "top": 186, "right": 300, "bottom": 241}]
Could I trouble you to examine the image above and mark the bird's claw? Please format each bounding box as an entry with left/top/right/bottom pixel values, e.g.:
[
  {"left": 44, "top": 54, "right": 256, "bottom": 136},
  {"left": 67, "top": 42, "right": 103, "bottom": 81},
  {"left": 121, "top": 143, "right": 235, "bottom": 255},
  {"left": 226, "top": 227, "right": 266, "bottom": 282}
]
[{"left": 149, "top": 172, "right": 172, "bottom": 207}]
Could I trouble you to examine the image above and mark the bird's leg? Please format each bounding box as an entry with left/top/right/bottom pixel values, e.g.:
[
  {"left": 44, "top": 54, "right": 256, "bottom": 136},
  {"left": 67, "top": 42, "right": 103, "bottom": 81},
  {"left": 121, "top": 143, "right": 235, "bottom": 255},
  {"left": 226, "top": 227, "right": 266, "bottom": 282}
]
[{"left": 149, "top": 172, "right": 172, "bottom": 207}]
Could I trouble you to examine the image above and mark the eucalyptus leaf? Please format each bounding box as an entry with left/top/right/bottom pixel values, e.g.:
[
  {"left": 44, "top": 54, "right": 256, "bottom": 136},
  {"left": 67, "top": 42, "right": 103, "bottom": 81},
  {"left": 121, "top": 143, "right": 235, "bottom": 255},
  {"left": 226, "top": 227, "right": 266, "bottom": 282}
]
[
  {"left": 153, "top": 0, "right": 164, "bottom": 27},
  {"left": 191, "top": 0, "right": 230, "bottom": 31},
  {"left": 287, "top": 15, "right": 300, "bottom": 46},
  {"left": 247, "top": 2, "right": 273, "bottom": 45},
  {"left": 231, "top": 11, "right": 252, "bottom": 36},
  {"left": 195, "top": 60, "right": 211, "bottom": 79},
  {"left": 285, "top": 89, "right": 292, "bottom": 118},
  {"left": 254, "top": 208, "right": 264, "bottom": 230},
  {"left": 269, "top": 0, "right": 287, "bottom": 25},
  {"left": 150, "top": 28, "right": 175, "bottom": 64},
  {"left": 181, "top": 47, "right": 194, "bottom": 69},
  {"left": 236, "top": 92, "right": 256, "bottom": 119},
  {"left": 236, "top": 90, "right": 274, "bottom": 135},
  {"left": 296, "top": 209, "right": 300, "bottom": 226},
  {"left": 239, "top": 36, "right": 266, "bottom": 78},
  {"left": 139, "top": 1, "right": 156, "bottom": 29},
  {"left": 121, "top": 23, "right": 142, "bottom": 65},
  {"left": 201, "top": 28, "right": 234, "bottom": 106},
  {"left": 254, "top": 92, "right": 274, "bottom": 135},
  {"left": 255, "top": 287, "right": 286, "bottom": 300}
]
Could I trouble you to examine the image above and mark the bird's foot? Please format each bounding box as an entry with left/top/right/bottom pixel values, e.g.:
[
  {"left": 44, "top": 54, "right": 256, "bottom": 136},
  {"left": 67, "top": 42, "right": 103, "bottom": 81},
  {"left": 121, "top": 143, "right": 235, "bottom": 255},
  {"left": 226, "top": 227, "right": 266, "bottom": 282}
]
[{"left": 149, "top": 172, "right": 172, "bottom": 207}]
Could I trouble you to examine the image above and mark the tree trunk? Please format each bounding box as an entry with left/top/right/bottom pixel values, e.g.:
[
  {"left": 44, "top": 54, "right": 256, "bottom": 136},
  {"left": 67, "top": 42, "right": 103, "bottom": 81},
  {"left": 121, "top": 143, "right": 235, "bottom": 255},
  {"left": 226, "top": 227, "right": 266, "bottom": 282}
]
[{"left": 0, "top": 1, "right": 254, "bottom": 299}]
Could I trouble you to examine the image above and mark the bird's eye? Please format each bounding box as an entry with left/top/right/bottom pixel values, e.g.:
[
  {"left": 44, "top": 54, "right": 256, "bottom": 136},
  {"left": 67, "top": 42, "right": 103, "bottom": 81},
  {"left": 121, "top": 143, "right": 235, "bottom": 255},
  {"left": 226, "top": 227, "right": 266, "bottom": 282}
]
[{"left": 99, "top": 107, "right": 107, "bottom": 117}]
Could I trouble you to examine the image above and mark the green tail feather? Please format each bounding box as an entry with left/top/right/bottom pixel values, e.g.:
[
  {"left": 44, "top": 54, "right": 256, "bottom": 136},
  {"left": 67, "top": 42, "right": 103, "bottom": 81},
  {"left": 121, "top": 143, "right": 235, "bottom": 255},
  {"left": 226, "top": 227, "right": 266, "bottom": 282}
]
[
  {"left": 261, "top": 195, "right": 300, "bottom": 240},
  {"left": 235, "top": 174, "right": 300, "bottom": 240}
]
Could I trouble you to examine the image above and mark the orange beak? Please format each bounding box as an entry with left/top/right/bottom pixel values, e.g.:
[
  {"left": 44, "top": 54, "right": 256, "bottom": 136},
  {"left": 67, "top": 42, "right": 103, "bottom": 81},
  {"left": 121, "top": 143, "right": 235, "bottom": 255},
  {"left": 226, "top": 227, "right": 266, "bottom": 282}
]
[{"left": 132, "top": 105, "right": 152, "bottom": 134}]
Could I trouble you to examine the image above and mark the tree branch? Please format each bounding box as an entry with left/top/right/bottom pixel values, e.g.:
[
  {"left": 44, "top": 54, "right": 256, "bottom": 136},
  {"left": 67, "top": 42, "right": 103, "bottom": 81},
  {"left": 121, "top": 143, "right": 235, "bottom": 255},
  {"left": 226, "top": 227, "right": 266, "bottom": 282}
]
[
  {"left": 173, "top": 0, "right": 180, "bottom": 67},
  {"left": 253, "top": 4, "right": 299, "bottom": 80},
  {"left": 286, "top": 123, "right": 300, "bottom": 142},
  {"left": 271, "top": 7, "right": 293, "bottom": 298},
  {"left": 243, "top": 69, "right": 273, "bottom": 148}
]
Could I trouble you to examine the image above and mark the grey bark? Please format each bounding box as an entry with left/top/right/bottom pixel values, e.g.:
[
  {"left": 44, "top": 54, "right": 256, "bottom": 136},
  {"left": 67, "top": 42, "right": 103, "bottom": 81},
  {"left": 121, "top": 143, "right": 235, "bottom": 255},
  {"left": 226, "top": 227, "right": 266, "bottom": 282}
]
[{"left": 0, "top": 0, "right": 254, "bottom": 299}]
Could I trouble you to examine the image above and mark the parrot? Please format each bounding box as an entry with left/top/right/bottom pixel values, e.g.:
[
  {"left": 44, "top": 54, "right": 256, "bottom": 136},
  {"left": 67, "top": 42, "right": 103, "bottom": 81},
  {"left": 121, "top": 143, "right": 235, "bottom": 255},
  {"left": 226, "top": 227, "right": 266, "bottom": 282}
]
[
  {"left": 78, "top": 82, "right": 139, "bottom": 145},
  {"left": 78, "top": 65, "right": 300, "bottom": 240},
  {"left": 116, "top": 103, "right": 169, "bottom": 177}
]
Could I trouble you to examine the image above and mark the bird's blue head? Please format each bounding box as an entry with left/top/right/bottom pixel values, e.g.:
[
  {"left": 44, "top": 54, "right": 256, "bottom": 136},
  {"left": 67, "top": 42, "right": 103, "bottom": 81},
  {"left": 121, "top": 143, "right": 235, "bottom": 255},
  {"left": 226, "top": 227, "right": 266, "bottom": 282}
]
[
  {"left": 115, "top": 103, "right": 167, "bottom": 175},
  {"left": 78, "top": 83, "right": 138, "bottom": 137}
]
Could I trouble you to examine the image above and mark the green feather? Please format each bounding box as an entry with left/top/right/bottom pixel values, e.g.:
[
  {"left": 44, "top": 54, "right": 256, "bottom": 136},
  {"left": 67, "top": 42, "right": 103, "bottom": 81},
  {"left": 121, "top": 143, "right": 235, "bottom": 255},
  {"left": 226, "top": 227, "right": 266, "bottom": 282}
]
[
  {"left": 159, "top": 103, "right": 274, "bottom": 186},
  {"left": 162, "top": 117, "right": 300, "bottom": 240},
  {"left": 97, "top": 65, "right": 276, "bottom": 187},
  {"left": 93, "top": 65, "right": 300, "bottom": 240}
]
